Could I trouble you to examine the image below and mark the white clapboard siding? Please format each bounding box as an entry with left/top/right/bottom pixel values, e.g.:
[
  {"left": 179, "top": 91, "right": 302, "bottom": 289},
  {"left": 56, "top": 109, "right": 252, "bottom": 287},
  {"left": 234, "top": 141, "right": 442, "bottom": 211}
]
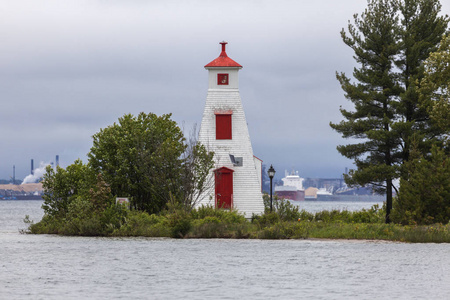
[{"left": 197, "top": 58, "right": 264, "bottom": 217}]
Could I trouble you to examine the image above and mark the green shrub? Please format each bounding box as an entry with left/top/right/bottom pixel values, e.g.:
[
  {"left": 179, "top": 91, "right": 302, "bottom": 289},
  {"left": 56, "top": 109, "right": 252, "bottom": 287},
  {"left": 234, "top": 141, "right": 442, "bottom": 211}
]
[
  {"left": 59, "top": 196, "right": 102, "bottom": 235},
  {"left": 312, "top": 204, "right": 385, "bottom": 224},
  {"left": 28, "top": 215, "right": 64, "bottom": 234},
  {"left": 350, "top": 204, "right": 385, "bottom": 223},
  {"left": 262, "top": 193, "right": 302, "bottom": 221},
  {"left": 170, "top": 218, "right": 191, "bottom": 238},
  {"left": 187, "top": 207, "right": 250, "bottom": 238},
  {"left": 252, "top": 212, "right": 280, "bottom": 227},
  {"left": 254, "top": 222, "right": 309, "bottom": 239},
  {"left": 166, "top": 209, "right": 192, "bottom": 238},
  {"left": 112, "top": 210, "right": 170, "bottom": 237},
  {"left": 59, "top": 196, "right": 129, "bottom": 236},
  {"left": 392, "top": 145, "right": 450, "bottom": 225},
  {"left": 273, "top": 198, "right": 302, "bottom": 221},
  {"left": 100, "top": 204, "right": 128, "bottom": 233},
  {"left": 190, "top": 205, "right": 246, "bottom": 224},
  {"left": 63, "top": 217, "right": 103, "bottom": 236},
  {"left": 190, "top": 217, "right": 223, "bottom": 238},
  {"left": 195, "top": 216, "right": 221, "bottom": 225},
  {"left": 296, "top": 209, "right": 313, "bottom": 221},
  {"left": 314, "top": 209, "right": 348, "bottom": 222}
]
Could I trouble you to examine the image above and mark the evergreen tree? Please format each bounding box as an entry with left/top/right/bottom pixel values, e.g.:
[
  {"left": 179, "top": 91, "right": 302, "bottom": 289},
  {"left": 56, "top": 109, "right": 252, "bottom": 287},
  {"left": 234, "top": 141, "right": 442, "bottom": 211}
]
[
  {"left": 392, "top": 144, "right": 450, "bottom": 224},
  {"left": 394, "top": 0, "right": 449, "bottom": 162},
  {"left": 392, "top": 34, "right": 450, "bottom": 225},
  {"left": 332, "top": 0, "right": 448, "bottom": 223},
  {"left": 331, "top": 0, "right": 401, "bottom": 223}
]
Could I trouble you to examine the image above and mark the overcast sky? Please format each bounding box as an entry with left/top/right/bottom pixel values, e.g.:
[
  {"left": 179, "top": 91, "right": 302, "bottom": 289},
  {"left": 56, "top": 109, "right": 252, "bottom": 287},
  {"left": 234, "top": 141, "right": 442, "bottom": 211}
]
[{"left": 1, "top": 0, "right": 448, "bottom": 181}]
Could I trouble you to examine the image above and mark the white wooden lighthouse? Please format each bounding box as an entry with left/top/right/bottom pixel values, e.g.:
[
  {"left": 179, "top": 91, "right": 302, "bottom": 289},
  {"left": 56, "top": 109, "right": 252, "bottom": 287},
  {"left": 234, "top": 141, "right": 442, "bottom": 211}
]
[{"left": 197, "top": 42, "right": 264, "bottom": 217}]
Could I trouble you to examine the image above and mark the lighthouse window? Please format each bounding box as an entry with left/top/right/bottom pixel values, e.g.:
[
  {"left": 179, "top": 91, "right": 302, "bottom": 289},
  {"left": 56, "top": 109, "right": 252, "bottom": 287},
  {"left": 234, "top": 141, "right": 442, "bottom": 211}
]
[
  {"left": 216, "top": 114, "right": 232, "bottom": 139},
  {"left": 217, "top": 73, "right": 229, "bottom": 85}
]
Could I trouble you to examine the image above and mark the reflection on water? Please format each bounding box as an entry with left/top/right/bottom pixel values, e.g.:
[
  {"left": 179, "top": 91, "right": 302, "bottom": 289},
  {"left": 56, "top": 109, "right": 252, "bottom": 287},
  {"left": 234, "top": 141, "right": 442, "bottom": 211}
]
[{"left": 1, "top": 200, "right": 449, "bottom": 300}]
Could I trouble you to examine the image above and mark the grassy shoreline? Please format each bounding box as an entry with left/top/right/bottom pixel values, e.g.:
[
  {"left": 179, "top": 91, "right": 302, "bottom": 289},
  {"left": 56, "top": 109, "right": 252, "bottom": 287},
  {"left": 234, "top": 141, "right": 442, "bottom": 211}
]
[{"left": 26, "top": 206, "right": 450, "bottom": 243}]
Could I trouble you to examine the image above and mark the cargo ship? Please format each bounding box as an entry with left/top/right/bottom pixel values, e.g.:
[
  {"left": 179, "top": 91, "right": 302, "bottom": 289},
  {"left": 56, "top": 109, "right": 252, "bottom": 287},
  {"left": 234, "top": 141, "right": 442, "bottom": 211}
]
[{"left": 274, "top": 170, "right": 305, "bottom": 201}]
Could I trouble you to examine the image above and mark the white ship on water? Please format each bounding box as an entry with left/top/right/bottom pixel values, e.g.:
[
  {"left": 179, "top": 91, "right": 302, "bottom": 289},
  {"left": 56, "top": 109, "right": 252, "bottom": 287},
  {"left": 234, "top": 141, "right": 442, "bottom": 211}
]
[
  {"left": 274, "top": 169, "right": 386, "bottom": 202},
  {"left": 274, "top": 170, "right": 305, "bottom": 201},
  {"left": 305, "top": 185, "right": 385, "bottom": 201}
]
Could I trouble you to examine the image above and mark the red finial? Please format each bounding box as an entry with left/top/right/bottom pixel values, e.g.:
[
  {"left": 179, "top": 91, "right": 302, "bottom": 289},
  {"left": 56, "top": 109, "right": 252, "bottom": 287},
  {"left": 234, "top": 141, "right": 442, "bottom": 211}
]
[
  {"left": 220, "top": 41, "right": 228, "bottom": 57},
  {"left": 204, "top": 41, "right": 242, "bottom": 68}
]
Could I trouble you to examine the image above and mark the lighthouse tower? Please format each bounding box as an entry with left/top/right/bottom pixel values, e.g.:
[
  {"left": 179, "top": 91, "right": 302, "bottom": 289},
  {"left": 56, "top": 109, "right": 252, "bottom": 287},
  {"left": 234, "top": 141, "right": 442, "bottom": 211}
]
[{"left": 197, "top": 42, "right": 264, "bottom": 217}]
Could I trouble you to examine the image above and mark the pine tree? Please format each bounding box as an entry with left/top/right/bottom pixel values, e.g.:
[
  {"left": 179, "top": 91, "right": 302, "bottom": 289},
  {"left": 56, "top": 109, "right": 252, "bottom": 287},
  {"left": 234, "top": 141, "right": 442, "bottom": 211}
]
[
  {"left": 332, "top": 0, "right": 448, "bottom": 223},
  {"left": 392, "top": 144, "right": 450, "bottom": 224},
  {"left": 394, "top": 0, "right": 449, "bottom": 163},
  {"left": 392, "top": 34, "right": 450, "bottom": 225},
  {"left": 331, "top": 0, "right": 401, "bottom": 223}
]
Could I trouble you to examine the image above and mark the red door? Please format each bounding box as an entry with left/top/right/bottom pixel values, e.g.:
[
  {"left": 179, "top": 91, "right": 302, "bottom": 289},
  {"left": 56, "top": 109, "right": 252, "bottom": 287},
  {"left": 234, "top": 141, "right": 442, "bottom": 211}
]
[{"left": 215, "top": 167, "right": 234, "bottom": 209}]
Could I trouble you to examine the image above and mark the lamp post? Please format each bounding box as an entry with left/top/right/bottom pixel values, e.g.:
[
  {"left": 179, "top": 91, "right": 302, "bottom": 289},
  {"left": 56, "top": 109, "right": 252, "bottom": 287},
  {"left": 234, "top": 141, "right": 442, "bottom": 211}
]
[{"left": 267, "top": 164, "right": 276, "bottom": 212}]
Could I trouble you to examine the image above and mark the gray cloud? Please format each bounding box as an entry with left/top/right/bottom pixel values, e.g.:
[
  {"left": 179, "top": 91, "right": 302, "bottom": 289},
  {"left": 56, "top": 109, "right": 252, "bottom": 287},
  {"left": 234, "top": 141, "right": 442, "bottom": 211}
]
[{"left": 3, "top": 0, "right": 444, "bottom": 180}]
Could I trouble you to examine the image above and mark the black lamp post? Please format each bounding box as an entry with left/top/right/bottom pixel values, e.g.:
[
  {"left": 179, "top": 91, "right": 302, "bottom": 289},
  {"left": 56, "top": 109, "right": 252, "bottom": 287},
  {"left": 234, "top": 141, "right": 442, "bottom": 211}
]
[{"left": 267, "top": 164, "right": 276, "bottom": 212}]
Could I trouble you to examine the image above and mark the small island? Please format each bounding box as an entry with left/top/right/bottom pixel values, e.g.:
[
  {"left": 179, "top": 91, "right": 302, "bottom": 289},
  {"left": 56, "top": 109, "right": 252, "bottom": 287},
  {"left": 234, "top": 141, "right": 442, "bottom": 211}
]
[
  {"left": 27, "top": 13, "right": 450, "bottom": 243},
  {"left": 26, "top": 112, "right": 449, "bottom": 243}
]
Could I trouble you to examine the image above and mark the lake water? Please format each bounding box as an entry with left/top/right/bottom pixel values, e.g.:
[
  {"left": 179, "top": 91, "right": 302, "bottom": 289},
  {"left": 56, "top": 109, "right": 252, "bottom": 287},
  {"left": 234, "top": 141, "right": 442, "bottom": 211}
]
[{"left": 1, "top": 200, "right": 449, "bottom": 299}]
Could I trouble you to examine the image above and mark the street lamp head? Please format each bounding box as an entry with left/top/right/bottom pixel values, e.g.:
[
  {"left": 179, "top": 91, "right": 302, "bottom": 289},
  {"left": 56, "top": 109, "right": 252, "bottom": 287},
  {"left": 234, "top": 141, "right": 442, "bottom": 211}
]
[{"left": 267, "top": 164, "right": 276, "bottom": 179}]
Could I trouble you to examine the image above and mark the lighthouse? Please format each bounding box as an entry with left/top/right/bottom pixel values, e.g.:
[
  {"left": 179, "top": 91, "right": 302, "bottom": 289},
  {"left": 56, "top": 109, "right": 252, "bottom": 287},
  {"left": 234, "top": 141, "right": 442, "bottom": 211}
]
[{"left": 197, "top": 42, "right": 264, "bottom": 217}]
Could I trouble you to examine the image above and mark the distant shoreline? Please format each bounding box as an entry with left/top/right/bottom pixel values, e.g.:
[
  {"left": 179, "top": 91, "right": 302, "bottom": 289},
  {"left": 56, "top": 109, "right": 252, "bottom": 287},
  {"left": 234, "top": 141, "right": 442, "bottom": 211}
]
[{"left": 0, "top": 196, "right": 43, "bottom": 201}]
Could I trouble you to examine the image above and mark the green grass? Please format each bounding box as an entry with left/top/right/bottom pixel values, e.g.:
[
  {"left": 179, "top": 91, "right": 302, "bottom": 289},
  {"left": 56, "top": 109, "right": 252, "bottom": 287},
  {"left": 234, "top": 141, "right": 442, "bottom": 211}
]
[{"left": 27, "top": 205, "right": 450, "bottom": 243}]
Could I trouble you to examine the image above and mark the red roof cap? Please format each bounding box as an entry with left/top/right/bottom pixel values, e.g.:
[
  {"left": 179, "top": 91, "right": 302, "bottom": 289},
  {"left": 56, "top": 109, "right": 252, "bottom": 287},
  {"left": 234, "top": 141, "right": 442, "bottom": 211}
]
[{"left": 204, "top": 41, "right": 242, "bottom": 68}]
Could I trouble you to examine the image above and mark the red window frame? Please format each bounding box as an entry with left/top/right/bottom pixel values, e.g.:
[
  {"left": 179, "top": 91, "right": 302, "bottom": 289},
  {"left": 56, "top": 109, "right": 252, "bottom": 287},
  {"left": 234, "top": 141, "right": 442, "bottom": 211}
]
[
  {"left": 217, "top": 73, "right": 229, "bottom": 85},
  {"left": 215, "top": 112, "right": 232, "bottom": 139}
]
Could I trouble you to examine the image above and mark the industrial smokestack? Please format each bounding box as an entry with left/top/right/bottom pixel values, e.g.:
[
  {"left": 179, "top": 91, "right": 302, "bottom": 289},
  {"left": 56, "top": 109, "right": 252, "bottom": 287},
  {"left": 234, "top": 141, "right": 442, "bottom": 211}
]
[
  {"left": 31, "top": 159, "right": 34, "bottom": 175},
  {"left": 56, "top": 155, "right": 59, "bottom": 167},
  {"left": 13, "top": 165, "right": 15, "bottom": 184}
]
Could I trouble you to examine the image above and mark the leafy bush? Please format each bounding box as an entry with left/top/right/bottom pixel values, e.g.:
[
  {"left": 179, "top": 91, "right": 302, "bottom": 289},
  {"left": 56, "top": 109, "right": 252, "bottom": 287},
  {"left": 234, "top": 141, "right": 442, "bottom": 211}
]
[
  {"left": 297, "top": 210, "right": 314, "bottom": 222},
  {"left": 28, "top": 215, "right": 64, "bottom": 234},
  {"left": 313, "top": 204, "right": 385, "bottom": 224},
  {"left": 314, "top": 209, "right": 350, "bottom": 223},
  {"left": 254, "top": 222, "right": 309, "bottom": 239},
  {"left": 252, "top": 212, "right": 280, "bottom": 227},
  {"left": 262, "top": 193, "right": 302, "bottom": 221},
  {"left": 274, "top": 198, "right": 302, "bottom": 221},
  {"left": 166, "top": 209, "right": 192, "bottom": 238},
  {"left": 62, "top": 196, "right": 99, "bottom": 235},
  {"left": 350, "top": 204, "right": 385, "bottom": 223},
  {"left": 190, "top": 205, "right": 247, "bottom": 224},
  {"left": 187, "top": 207, "right": 251, "bottom": 238},
  {"left": 112, "top": 210, "right": 170, "bottom": 237},
  {"left": 100, "top": 204, "right": 128, "bottom": 233},
  {"left": 190, "top": 217, "right": 224, "bottom": 238},
  {"left": 41, "top": 160, "right": 95, "bottom": 218}
]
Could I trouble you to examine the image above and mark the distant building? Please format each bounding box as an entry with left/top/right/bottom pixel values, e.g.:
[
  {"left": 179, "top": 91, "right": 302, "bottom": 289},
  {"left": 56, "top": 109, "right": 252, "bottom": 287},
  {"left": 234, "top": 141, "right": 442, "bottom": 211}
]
[
  {"left": 305, "top": 187, "right": 318, "bottom": 200},
  {"left": 0, "top": 183, "right": 43, "bottom": 200},
  {"left": 303, "top": 177, "right": 346, "bottom": 193}
]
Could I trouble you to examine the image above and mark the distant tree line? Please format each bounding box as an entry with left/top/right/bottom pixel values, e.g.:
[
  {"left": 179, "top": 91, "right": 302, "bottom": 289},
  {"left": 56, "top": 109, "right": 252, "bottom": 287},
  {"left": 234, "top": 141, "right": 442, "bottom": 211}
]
[{"left": 331, "top": 0, "right": 449, "bottom": 224}]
